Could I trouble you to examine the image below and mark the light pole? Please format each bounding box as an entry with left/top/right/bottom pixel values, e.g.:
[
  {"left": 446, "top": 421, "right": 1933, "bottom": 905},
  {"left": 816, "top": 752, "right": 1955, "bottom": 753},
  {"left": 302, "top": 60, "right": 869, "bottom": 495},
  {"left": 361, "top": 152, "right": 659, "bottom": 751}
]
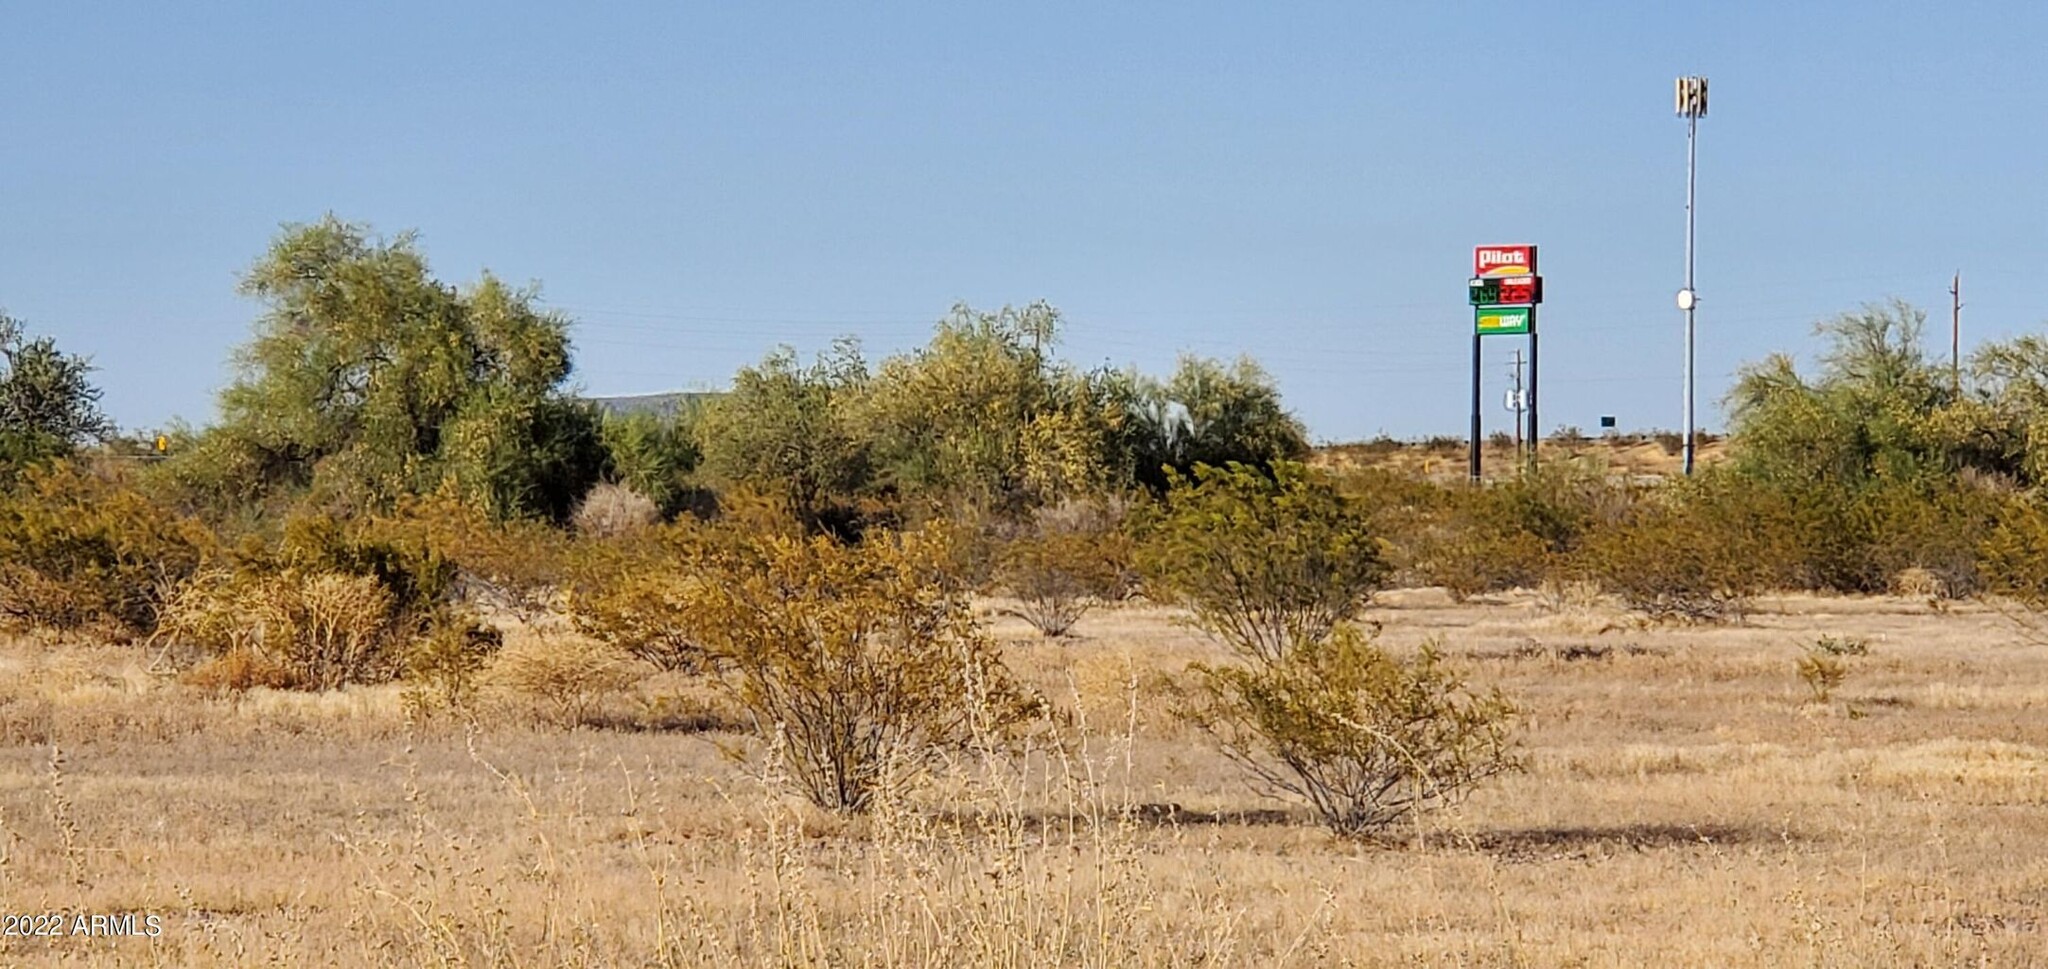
[{"left": 1676, "top": 76, "right": 1708, "bottom": 475}]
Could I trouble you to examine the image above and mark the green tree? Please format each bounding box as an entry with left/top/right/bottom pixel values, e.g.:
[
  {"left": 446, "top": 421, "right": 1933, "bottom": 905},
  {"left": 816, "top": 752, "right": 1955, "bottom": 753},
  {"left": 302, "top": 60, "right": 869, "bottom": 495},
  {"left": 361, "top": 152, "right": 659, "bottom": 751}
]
[
  {"left": 169, "top": 217, "right": 602, "bottom": 520},
  {"left": 1128, "top": 355, "right": 1309, "bottom": 490},
  {"left": 696, "top": 340, "right": 872, "bottom": 533},
  {"left": 599, "top": 406, "right": 704, "bottom": 517},
  {"left": 0, "top": 314, "right": 114, "bottom": 467},
  {"left": 864, "top": 302, "right": 1083, "bottom": 512},
  {"left": 1727, "top": 299, "right": 1964, "bottom": 488},
  {"left": 1968, "top": 334, "right": 2048, "bottom": 484}
]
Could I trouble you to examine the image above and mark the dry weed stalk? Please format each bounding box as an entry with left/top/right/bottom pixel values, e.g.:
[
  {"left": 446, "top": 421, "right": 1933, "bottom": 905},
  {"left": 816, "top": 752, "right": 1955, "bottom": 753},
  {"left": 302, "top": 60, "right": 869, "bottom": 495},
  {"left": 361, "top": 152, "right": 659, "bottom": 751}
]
[{"left": 44, "top": 744, "right": 84, "bottom": 888}]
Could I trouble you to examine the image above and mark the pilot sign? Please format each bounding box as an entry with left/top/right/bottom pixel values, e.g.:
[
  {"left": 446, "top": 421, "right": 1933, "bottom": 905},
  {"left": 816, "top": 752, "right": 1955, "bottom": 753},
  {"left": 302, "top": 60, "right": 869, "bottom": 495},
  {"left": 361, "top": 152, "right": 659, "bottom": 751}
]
[{"left": 1473, "top": 244, "right": 1536, "bottom": 278}]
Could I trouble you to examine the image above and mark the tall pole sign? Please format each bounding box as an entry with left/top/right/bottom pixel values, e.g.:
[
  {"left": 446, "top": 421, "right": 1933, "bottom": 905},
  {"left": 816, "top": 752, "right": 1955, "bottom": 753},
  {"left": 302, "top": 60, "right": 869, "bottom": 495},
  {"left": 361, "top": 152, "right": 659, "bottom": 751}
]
[
  {"left": 1468, "top": 244, "right": 1543, "bottom": 481},
  {"left": 1676, "top": 76, "right": 1708, "bottom": 475}
]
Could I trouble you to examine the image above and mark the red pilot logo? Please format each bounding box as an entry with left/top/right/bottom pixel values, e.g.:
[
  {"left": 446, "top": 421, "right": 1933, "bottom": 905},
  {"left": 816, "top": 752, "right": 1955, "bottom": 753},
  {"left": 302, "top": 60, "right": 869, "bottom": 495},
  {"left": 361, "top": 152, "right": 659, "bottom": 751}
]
[{"left": 1474, "top": 245, "right": 1536, "bottom": 278}]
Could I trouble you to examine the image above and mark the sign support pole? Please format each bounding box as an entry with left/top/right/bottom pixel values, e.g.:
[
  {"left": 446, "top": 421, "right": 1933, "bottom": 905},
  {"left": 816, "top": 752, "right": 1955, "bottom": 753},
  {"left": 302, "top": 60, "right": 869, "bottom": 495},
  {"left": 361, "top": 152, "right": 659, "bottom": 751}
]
[
  {"left": 1527, "top": 325, "right": 1539, "bottom": 465},
  {"left": 1469, "top": 243, "right": 1542, "bottom": 482},
  {"left": 1469, "top": 330, "right": 1482, "bottom": 483}
]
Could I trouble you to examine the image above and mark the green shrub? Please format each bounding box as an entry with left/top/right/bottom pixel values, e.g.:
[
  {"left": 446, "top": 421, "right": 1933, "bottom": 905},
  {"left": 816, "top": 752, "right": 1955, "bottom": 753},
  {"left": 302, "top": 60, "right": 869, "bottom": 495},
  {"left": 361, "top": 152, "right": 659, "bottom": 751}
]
[
  {"left": 598, "top": 407, "right": 704, "bottom": 517},
  {"left": 1184, "top": 627, "right": 1518, "bottom": 837},
  {"left": 1411, "top": 461, "right": 1628, "bottom": 599},
  {"left": 675, "top": 525, "right": 1042, "bottom": 812},
  {"left": 1133, "top": 461, "right": 1388, "bottom": 664},
  {"left": 1579, "top": 473, "right": 1778, "bottom": 623}
]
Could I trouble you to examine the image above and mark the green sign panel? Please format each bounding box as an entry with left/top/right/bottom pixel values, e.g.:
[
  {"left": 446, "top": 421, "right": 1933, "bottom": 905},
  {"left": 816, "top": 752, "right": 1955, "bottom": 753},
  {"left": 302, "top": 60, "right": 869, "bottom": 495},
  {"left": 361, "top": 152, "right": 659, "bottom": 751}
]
[{"left": 1475, "top": 305, "right": 1532, "bottom": 335}]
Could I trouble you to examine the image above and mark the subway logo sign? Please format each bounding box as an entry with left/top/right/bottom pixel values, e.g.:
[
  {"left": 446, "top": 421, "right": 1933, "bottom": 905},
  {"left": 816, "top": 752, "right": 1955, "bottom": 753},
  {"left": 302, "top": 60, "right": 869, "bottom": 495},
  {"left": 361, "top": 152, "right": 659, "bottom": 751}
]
[{"left": 1475, "top": 305, "right": 1532, "bottom": 335}]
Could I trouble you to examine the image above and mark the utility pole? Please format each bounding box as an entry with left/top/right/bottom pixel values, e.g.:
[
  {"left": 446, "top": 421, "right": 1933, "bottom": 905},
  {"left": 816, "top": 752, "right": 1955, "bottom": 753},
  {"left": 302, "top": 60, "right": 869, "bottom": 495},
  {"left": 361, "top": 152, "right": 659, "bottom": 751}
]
[
  {"left": 1676, "top": 76, "right": 1708, "bottom": 476},
  {"left": 1505, "top": 349, "right": 1527, "bottom": 455},
  {"left": 1951, "top": 271, "right": 1963, "bottom": 395}
]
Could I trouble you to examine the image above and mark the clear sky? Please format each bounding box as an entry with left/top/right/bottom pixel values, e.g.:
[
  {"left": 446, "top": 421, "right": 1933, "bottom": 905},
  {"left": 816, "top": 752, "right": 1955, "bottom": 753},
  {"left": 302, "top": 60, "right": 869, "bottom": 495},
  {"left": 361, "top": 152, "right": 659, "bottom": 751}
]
[{"left": 5, "top": 2, "right": 2044, "bottom": 442}]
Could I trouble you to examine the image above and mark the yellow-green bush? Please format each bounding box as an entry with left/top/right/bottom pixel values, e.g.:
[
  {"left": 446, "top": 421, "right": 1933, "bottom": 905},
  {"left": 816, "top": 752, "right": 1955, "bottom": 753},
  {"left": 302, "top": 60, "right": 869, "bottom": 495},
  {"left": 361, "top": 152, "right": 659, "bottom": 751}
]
[
  {"left": 675, "top": 524, "right": 1042, "bottom": 812},
  {"left": 563, "top": 517, "right": 734, "bottom": 672},
  {"left": 1134, "top": 461, "right": 1388, "bottom": 665},
  {"left": 159, "top": 568, "right": 407, "bottom": 690},
  {"left": 0, "top": 462, "right": 215, "bottom": 638},
  {"left": 1578, "top": 474, "right": 1781, "bottom": 623},
  {"left": 994, "top": 499, "right": 1134, "bottom": 637},
  {"left": 1410, "top": 461, "right": 1629, "bottom": 599},
  {"left": 1980, "top": 496, "right": 2048, "bottom": 628},
  {"left": 482, "top": 633, "right": 641, "bottom": 727},
  {"left": 401, "top": 612, "right": 504, "bottom": 713},
  {"left": 1183, "top": 628, "right": 1519, "bottom": 837}
]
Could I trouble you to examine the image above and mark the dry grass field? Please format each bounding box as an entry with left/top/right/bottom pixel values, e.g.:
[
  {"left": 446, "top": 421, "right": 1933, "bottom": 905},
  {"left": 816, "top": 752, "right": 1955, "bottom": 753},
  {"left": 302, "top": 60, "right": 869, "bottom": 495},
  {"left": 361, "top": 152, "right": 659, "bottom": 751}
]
[
  {"left": 0, "top": 591, "right": 2044, "bottom": 966},
  {"left": 1315, "top": 436, "right": 1729, "bottom": 481}
]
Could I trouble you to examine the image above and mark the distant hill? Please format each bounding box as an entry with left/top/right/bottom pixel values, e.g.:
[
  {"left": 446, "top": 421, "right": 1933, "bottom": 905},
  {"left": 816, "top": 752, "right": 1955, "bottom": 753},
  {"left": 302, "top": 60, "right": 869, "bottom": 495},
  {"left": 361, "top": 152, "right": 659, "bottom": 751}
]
[{"left": 584, "top": 391, "right": 723, "bottom": 418}]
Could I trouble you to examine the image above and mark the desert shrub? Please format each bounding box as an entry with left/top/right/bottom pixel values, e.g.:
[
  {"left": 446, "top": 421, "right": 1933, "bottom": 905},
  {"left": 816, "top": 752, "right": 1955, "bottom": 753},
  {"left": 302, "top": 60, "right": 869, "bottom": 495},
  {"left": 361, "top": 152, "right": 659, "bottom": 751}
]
[
  {"left": 1334, "top": 467, "right": 1454, "bottom": 585},
  {"left": 400, "top": 612, "right": 505, "bottom": 713},
  {"left": 270, "top": 509, "right": 456, "bottom": 621},
  {"left": 572, "top": 481, "right": 661, "bottom": 538},
  {"left": 0, "top": 462, "right": 214, "bottom": 638},
  {"left": 995, "top": 529, "right": 1130, "bottom": 637},
  {"left": 1139, "top": 460, "right": 1514, "bottom": 836},
  {"left": 570, "top": 569, "right": 707, "bottom": 672},
  {"left": 158, "top": 568, "right": 409, "bottom": 689},
  {"left": 1409, "top": 461, "right": 1627, "bottom": 599},
  {"left": 993, "top": 498, "right": 1134, "bottom": 636},
  {"left": 483, "top": 633, "right": 642, "bottom": 727},
  {"left": 563, "top": 517, "right": 734, "bottom": 672},
  {"left": 1414, "top": 522, "right": 1551, "bottom": 601},
  {"left": 1812, "top": 634, "right": 1869, "bottom": 656},
  {"left": 1855, "top": 481, "right": 2006, "bottom": 598},
  {"left": 180, "top": 647, "right": 300, "bottom": 694},
  {"left": 1133, "top": 461, "right": 1388, "bottom": 664},
  {"left": 1979, "top": 496, "right": 2048, "bottom": 641},
  {"left": 1579, "top": 473, "right": 1780, "bottom": 623},
  {"left": 1183, "top": 627, "right": 1518, "bottom": 837},
  {"left": 1795, "top": 642, "right": 1852, "bottom": 703},
  {"left": 260, "top": 489, "right": 573, "bottom": 623},
  {"left": 676, "top": 525, "right": 1042, "bottom": 812}
]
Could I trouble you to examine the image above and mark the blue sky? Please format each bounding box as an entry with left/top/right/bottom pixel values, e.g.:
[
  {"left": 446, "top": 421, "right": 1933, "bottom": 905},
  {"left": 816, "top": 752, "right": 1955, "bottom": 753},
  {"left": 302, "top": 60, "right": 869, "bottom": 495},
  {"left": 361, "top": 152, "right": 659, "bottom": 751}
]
[{"left": 4, "top": 2, "right": 2045, "bottom": 441}]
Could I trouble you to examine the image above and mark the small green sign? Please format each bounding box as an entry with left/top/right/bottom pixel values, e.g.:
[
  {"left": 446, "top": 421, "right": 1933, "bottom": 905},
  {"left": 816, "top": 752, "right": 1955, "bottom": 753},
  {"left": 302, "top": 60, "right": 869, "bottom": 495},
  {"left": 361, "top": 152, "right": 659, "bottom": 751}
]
[{"left": 1475, "top": 305, "right": 1532, "bottom": 335}]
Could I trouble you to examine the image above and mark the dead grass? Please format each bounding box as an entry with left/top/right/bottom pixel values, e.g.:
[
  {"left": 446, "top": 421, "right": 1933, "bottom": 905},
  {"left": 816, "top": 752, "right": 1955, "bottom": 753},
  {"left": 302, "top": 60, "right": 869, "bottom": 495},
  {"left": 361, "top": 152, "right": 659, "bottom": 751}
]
[{"left": 0, "top": 592, "right": 2044, "bottom": 965}]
